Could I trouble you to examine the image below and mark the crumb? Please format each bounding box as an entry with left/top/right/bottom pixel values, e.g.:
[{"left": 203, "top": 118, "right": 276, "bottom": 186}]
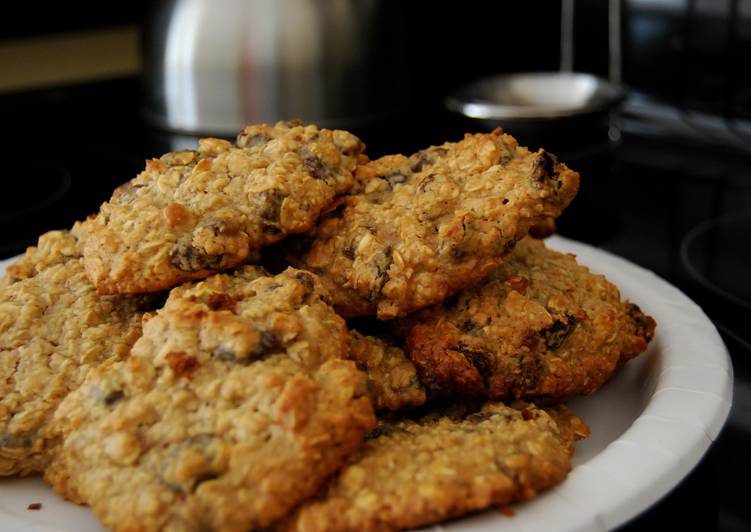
[
  {"left": 497, "top": 505, "right": 516, "bottom": 517},
  {"left": 27, "top": 503, "right": 42, "bottom": 510}
]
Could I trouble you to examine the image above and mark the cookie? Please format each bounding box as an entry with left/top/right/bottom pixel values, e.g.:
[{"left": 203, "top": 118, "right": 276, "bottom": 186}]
[
  {"left": 46, "top": 266, "right": 375, "bottom": 531},
  {"left": 349, "top": 330, "right": 425, "bottom": 411},
  {"left": 291, "top": 129, "right": 579, "bottom": 319},
  {"left": 0, "top": 226, "right": 157, "bottom": 476},
  {"left": 401, "top": 237, "right": 656, "bottom": 401},
  {"left": 83, "top": 120, "right": 365, "bottom": 294},
  {"left": 0, "top": 222, "right": 87, "bottom": 287},
  {"left": 283, "top": 401, "right": 589, "bottom": 531}
]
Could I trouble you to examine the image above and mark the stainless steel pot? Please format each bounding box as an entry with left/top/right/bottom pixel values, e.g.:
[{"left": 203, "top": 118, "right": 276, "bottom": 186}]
[{"left": 143, "top": 0, "right": 407, "bottom": 136}]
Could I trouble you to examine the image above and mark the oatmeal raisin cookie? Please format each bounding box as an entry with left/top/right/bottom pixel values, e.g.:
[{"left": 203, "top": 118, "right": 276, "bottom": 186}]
[
  {"left": 84, "top": 120, "right": 364, "bottom": 294},
  {"left": 292, "top": 129, "right": 579, "bottom": 319},
  {"left": 46, "top": 266, "right": 375, "bottom": 531},
  {"left": 401, "top": 237, "right": 656, "bottom": 401},
  {"left": 284, "top": 401, "right": 588, "bottom": 531},
  {"left": 0, "top": 226, "right": 156, "bottom": 476}
]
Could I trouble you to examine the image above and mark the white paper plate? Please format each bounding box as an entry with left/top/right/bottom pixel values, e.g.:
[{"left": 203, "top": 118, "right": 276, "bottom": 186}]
[{"left": 0, "top": 235, "right": 733, "bottom": 532}]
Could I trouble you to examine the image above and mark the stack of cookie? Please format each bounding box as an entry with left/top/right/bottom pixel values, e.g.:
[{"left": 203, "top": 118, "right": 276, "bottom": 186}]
[{"left": 0, "top": 120, "right": 655, "bottom": 531}]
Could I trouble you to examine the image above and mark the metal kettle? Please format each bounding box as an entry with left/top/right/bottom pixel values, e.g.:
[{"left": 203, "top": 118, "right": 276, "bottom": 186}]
[{"left": 143, "top": 0, "right": 407, "bottom": 136}]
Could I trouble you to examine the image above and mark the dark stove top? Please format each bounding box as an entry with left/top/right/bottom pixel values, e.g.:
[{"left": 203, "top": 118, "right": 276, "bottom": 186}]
[{"left": 2, "top": 78, "right": 750, "bottom": 531}]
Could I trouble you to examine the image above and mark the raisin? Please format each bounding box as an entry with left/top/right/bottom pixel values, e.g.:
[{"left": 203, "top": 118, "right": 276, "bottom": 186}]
[
  {"left": 450, "top": 244, "right": 464, "bottom": 259},
  {"left": 541, "top": 314, "right": 577, "bottom": 349},
  {"left": 367, "top": 247, "right": 393, "bottom": 301},
  {"left": 301, "top": 147, "right": 329, "bottom": 181},
  {"left": 206, "top": 293, "right": 238, "bottom": 312},
  {"left": 515, "top": 354, "right": 544, "bottom": 389},
  {"left": 459, "top": 320, "right": 475, "bottom": 333},
  {"left": 627, "top": 303, "right": 656, "bottom": 341},
  {"left": 170, "top": 244, "right": 224, "bottom": 272},
  {"left": 543, "top": 150, "right": 558, "bottom": 175},
  {"left": 457, "top": 346, "right": 493, "bottom": 377},
  {"left": 237, "top": 131, "right": 271, "bottom": 148},
  {"left": 213, "top": 330, "right": 282, "bottom": 364},
  {"left": 104, "top": 390, "right": 125, "bottom": 406},
  {"left": 258, "top": 190, "right": 285, "bottom": 222},
  {"left": 531, "top": 150, "right": 559, "bottom": 186},
  {"left": 410, "top": 147, "right": 446, "bottom": 172},
  {"left": 502, "top": 239, "right": 518, "bottom": 254},
  {"left": 249, "top": 330, "right": 282, "bottom": 359},
  {"left": 343, "top": 243, "right": 356, "bottom": 260}
]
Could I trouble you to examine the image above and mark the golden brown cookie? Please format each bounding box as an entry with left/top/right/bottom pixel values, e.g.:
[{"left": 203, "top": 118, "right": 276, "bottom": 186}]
[
  {"left": 400, "top": 237, "right": 656, "bottom": 401},
  {"left": 46, "top": 266, "right": 375, "bottom": 531},
  {"left": 0, "top": 226, "right": 157, "bottom": 476},
  {"left": 83, "top": 120, "right": 365, "bottom": 294},
  {"left": 349, "top": 330, "right": 425, "bottom": 411},
  {"left": 283, "top": 401, "right": 589, "bottom": 532},
  {"left": 291, "top": 129, "right": 579, "bottom": 319},
  {"left": 0, "top": 222, "right": 88, "bottom": 287}
]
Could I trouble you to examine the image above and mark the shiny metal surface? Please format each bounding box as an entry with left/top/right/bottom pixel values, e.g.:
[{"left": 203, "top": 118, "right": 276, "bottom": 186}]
[
  {"left": 143, "top": 0, "right": 406, "bottom": 135},
  {"left": 445, "top": 72, "right": 627, "bottom": 121}
]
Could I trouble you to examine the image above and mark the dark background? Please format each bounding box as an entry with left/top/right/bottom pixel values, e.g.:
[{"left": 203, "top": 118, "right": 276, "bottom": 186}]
[{"left": 2, "top": 1, "right": 750, "bottom": 531}]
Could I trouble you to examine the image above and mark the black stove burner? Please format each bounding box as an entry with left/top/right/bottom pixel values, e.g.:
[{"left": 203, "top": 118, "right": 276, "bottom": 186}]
[
  {"left": 0, "top": 160, "right": 71, "bottom": 225},
  {"left": 0, "top": 145, "right": 143, "bottom": 259},
  {"left": 0, "top": 160, "right": 73, "bottom": 258},
  {"left": 681, "top": 210, "right": 751, "bottom": 353},
  {"left": 681, "top": 210, "right": 751, "bottom": 312}
]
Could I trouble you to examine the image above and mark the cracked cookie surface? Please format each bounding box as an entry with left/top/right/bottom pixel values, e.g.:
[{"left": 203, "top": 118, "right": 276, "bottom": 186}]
[
  {"left": 291, "top": 129, "right": 579, "bottom": 319},
  {"left": 46, "top": 266, "right": 375, "bottom": 531},
  {"left": 83, "top": 120, "right": 365, "bottom": 294},
  {"left": 0, "top": 225, "right": 157, "bottom": 476},
  {"left": 283, "top": 401, "right": 589, "bottom": 532},
  {"left": 400, "top": 237, "right": 656, "bottom": 401}
]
